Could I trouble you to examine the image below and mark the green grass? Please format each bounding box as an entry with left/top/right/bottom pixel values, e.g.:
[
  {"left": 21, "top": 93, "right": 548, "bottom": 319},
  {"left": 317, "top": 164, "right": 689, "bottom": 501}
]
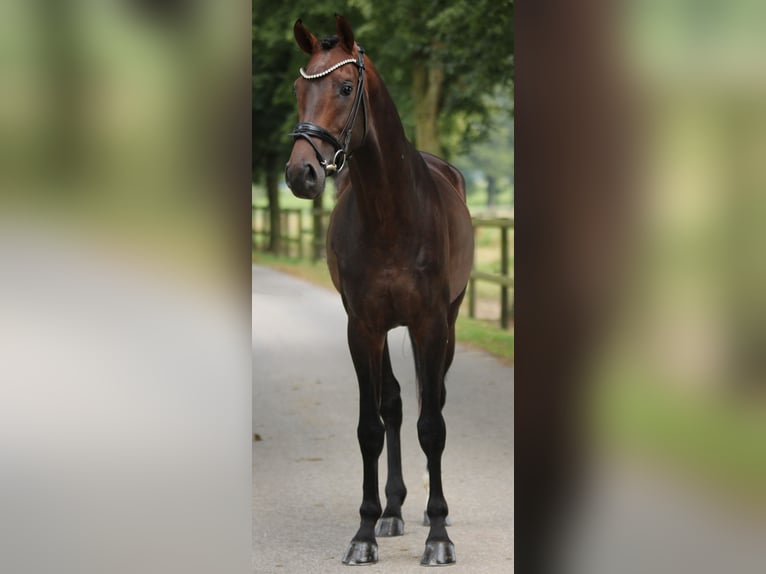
[
  {"left": 455, "top": 316, "right": 514, "bottom": 363},
  {"left": 593, "top": 378, "right": 766, "bottom": 504},
  {"left": 253, "top": 251, "right": 514, "bottom": 363}
]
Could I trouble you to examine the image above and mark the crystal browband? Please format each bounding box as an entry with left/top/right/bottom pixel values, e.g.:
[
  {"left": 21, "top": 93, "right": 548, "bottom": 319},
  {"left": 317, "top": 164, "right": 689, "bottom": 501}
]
[{"left": 299, "top": 58, "right": 358, "bottom": 80}]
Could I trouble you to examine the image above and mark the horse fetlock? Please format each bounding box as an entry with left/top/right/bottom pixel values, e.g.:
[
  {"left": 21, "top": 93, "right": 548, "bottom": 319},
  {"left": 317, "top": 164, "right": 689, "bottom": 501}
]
[
  {"left": 422, "top": 511, "right": 452, "bottom": 527},
  {"left": 359, "top": 499, "right": 382, "bottom": 522},
  {"left": 426, "top": 499, "right": 449, "bottom": 522},
  {"left": 384, "top": 480, "right": 407, "bottom": 503}
]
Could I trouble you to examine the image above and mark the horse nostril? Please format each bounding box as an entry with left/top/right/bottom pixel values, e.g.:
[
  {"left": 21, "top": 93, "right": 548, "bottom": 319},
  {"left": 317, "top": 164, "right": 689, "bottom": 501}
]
[{"left": 304, "top": 162, "right": 317, "bottom": 184}]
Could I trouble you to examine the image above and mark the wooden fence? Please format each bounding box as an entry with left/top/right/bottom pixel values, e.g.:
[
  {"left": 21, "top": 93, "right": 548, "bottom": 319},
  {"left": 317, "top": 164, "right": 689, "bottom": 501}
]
[
  {"left": 252, "top": 205, "right": 331, "bottom": 261},
  {"left": 468, "top": 217, "right": 514, "bottom": 329},
  {"left": 253, "top": 205, "right": 513, "bottom": 329}
]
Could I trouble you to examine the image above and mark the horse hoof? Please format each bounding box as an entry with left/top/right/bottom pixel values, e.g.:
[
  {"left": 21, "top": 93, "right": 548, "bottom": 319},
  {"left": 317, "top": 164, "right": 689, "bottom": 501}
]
[
  {"left": 342, "top": 540, "right": 378, "bottom": 565},
  {"left": 420, "top": 540, "right": 456, "bottom": 566},
  {"left": 422, "top": 511, "right": 452, "bottom": 527},
  {"left": 375, "top": 516, "right": 404, "bottom": 537}
]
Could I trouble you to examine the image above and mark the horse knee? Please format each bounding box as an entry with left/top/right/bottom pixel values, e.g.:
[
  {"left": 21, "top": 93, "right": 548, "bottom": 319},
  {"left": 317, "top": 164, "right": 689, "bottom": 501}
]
[{"left": 357, "top": 419, "right": 385, "bottom": 456}]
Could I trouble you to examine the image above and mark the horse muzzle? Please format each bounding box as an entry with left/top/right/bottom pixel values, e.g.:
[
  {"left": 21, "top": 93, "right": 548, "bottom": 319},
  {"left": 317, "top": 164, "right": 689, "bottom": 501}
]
[{"left": 285, "top": 158, "right": 326, "bottom": 200}]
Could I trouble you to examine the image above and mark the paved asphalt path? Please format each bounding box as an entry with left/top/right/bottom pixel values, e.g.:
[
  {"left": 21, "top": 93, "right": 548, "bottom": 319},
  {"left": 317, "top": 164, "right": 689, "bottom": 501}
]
[{"left": 252, "top": 265, "right": 514, "bottom": 573}]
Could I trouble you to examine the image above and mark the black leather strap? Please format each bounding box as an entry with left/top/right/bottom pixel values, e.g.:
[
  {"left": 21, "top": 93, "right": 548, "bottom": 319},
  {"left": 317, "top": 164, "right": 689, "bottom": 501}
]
[{"left": 289, "top": 122, "right": 343, "bottom": 151}]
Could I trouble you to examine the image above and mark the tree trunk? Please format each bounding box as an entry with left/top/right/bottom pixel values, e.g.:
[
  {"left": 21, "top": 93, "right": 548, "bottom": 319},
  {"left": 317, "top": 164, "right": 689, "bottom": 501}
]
[
  {"left": 38, "top": 0, "right": 80, "bottom": 188},
  {"left": 487, "top": 174, "right": 498, "bottom": 208},
  {"left": 412, "top": 60, "right": 445, "bottom": 157},
  {"left": 264, "top": 153, "right": 281, "bottom": 253}
]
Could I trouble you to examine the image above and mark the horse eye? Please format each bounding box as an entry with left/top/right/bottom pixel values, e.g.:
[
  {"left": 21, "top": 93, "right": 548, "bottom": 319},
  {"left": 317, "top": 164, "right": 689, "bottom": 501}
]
[{"left": 340, "top": 83, "right": 353, "bottom": 96}]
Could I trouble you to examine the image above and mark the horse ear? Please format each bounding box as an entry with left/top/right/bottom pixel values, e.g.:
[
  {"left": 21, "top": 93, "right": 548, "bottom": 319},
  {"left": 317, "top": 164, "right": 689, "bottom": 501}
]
[
  {"left": 294, "top": 19, "right": 318, "bottom": 55},
  {"left": 335, "top": 13, "right": 355, "bottom": 53}
]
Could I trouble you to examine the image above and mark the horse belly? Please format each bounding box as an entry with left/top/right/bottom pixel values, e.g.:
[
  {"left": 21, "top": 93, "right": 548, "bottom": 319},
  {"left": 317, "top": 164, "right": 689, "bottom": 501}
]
[
  {"left": 445, "top": 198, "right": 474, "bottom": 301},
  {"left": 422, "top": 152, "right": 474, "bottom": 302}
]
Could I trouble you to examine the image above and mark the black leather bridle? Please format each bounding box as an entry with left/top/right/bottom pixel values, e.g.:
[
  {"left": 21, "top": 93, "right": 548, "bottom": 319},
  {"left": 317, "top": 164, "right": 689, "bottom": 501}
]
[{"left": 289, "top": 45, "right": 367, "bottom": 176}]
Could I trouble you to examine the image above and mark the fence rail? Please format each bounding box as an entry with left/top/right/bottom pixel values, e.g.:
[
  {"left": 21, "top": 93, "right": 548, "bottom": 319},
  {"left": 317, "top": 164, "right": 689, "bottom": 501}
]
[
  {"left": 252, "top": 205, "right": 332, "bottom": 261},
  {"left": 253, "top": 205, "right": 513, "bottom": 329},
  {"left": 468, "top": 217, "right": 514, "bottom": 329}
]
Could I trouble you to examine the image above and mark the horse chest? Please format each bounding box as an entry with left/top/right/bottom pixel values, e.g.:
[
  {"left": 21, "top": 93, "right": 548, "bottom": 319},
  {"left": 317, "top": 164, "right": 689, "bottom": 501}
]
[{"left": 338, "top": 262, "right": 426, "bottom": 326}]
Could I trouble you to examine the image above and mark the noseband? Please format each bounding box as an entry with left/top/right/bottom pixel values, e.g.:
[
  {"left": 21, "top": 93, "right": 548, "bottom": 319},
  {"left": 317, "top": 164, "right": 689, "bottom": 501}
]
[{"left": 289, "top": 45, "right": 367, "bottom": 176}]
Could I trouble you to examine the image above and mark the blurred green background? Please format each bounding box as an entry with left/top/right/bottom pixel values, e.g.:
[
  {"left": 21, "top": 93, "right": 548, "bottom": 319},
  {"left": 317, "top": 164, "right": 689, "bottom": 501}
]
[
  {"left": 1, "top": 1, "right": 765, "bottom": 571},
  {"left": 0, "top": 1, "right": 245, "bottom": 282},
  {"left": 586, "top": 0, "right": 766, "bottom": 504}
]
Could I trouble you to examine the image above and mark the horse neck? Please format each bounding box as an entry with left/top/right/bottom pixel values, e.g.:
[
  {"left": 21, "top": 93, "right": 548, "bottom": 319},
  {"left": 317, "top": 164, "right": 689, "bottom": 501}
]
[{"left": 346, "top": 70, "right": 423, "bottom": 231}]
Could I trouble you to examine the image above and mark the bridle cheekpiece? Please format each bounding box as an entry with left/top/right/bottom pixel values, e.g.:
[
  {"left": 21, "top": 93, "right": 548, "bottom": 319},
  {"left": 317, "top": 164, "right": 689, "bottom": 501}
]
[{"left": 289, "top": 45, "right": 367, "bottom": 176}]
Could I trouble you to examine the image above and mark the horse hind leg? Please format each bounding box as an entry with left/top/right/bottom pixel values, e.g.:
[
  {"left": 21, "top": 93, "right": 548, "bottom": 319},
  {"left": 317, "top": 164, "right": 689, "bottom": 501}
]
[
  {"left": 422, "top": 288, "right": 464, "bottom": 528},
  {"left": 443, "top": 287, "right": 466, "bottom": 382},
  {"left": 375, "top": 339, "right": 407, "bottom": 537}
]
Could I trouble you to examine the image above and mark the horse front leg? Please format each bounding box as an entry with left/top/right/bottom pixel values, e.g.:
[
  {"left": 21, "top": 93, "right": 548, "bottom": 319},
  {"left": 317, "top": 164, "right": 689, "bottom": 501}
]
[
  {"left": 410, "top": 314, "right": 456, "bottom": 566},
  {"left": 342, "top": 318, "right": 385, "bottom": 565},
  {"left": 375, "top": 339, "right": 407, "bottom": 537}
]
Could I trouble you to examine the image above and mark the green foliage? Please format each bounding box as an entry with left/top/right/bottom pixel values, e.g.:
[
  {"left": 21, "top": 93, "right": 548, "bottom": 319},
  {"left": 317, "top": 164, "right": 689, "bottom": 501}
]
[
  {"left": 347, "top": 0, "right": 514, "bottom": 155},
  {"left": 252, "top": 0, "right": 513, "bottom": 181},
  {"left": 453, "top": 89, "right": 513, "bottom": 199}
]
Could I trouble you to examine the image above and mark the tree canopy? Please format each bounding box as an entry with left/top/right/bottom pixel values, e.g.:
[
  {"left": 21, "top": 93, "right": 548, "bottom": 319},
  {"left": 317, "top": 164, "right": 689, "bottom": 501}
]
[
  {"left": 252, "top": 0, "right": 513, "bottom": 183},
  {"left": 350, "top": 0, "right": 513, "bottom": 156}
]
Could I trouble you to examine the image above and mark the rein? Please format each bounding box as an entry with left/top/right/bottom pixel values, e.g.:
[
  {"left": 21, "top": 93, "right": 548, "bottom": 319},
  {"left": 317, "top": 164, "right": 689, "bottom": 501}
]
[{"left": 289, "top": 45, "right": 367, "bottom": 176}]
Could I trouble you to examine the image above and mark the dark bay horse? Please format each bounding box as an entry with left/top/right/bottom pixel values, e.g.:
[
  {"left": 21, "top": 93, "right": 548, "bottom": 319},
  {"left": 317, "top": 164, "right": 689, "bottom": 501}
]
[{"left": 284, "top": 15, "right": 474, "bottom": 566}]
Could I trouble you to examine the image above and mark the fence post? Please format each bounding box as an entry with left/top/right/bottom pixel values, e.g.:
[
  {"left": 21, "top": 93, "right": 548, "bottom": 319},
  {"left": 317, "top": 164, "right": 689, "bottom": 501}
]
[
  {"left": 251, "top": 206, "right": 256, "bottom": 248},
  {"left": 298, "top": 210, "right": 304, "bottom": 260},
  {"left": 468, "top": 224, "right": 477, "bottom": 319},
  {"left": 500, "top": 224, "right": 509, "bottom": 329},
  {"left": 264, "top": 207, "right": 271, "bottom": 252},
  {"left": 253, "top": 206, "right": 267, "bottom": 252}
]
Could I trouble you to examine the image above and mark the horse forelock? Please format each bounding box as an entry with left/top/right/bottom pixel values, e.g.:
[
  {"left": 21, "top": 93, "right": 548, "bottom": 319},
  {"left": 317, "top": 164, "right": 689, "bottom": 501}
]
[{"left": 319, "top": 36, "right": 340, "bottom": 50}]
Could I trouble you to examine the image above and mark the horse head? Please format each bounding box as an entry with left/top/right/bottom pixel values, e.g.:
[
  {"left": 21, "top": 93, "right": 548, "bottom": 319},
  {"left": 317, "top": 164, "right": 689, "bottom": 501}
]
[{"left": 285, "top": 15, "right": 367, "bottom": 199}]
